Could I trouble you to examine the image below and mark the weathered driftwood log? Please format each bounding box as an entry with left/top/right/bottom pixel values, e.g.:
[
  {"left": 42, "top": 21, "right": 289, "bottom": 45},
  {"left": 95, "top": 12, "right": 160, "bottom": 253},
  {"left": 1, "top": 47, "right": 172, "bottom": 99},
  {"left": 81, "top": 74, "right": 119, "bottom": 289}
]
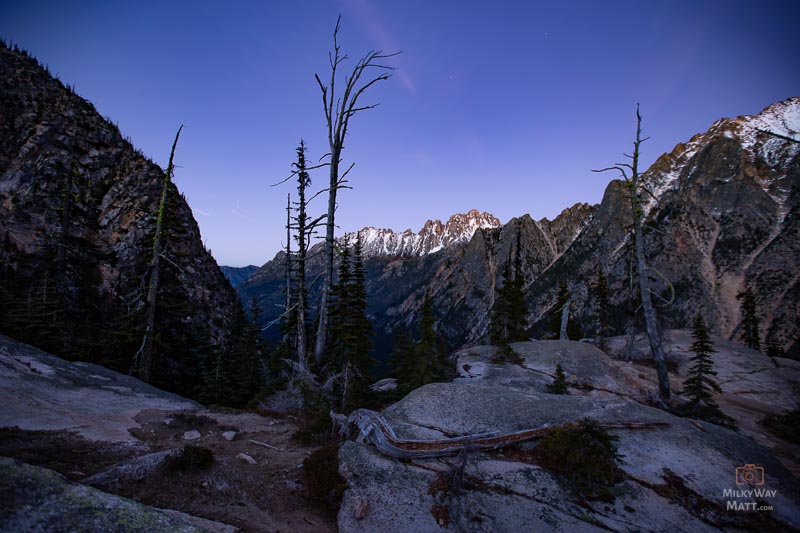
[{"left": 331, "top": 408, "right": 669, "bottom": 459}]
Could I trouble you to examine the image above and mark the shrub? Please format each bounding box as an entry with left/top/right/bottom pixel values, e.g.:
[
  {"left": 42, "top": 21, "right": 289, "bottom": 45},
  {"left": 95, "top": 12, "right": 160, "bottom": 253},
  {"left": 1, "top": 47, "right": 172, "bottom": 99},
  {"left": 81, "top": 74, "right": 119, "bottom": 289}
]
[
  {"left": 303, "top": 441, "right": 346, "bottom": 508},
  {"left": 166, "top": 445, "right": 214, "bottom": 471},
  {"left": 536, "top": 420, "right": 623, "bottom": 500},
  {"left": 760, "top": 409, "right": 800, "bottom": 444},
  {"left": 490, "top": 343, "right": 524, "bottom": 364}
]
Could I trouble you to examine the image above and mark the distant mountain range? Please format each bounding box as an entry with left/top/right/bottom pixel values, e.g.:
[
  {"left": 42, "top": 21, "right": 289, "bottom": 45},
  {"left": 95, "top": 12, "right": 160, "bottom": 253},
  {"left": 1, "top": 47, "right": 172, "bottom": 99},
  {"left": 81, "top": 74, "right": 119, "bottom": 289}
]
[
  {"left": 220, "top": 265, "right": 259, "bottom": 287},
  {"left": 236, "top": 97, "right": 800, "bottom": 360},
  {"left": 349, "top": 209, "right": 501, "bottom": 257}
]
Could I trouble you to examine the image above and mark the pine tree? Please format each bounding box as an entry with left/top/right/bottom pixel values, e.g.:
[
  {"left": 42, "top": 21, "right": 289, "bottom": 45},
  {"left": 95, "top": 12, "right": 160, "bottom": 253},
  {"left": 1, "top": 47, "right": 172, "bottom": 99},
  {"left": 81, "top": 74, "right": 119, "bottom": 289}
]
[
  {"left": 489, "top": 229, "right": 528, "bottom": 345},
  {"left": 737, "top": 288, "right": 761, "bottom": 351},
  {"left": 325, "top": 235, "right": 374, "bottom": 410},
  {"left": 547, "top": 363, "right": 569, "bottom": 394},
  {"left": 198, "top": 300, "right": 265, "bottom": 408},
  {"left": 395, "top": 296, "right": 452, "bottom": 392},
  {"left": 681, "top": 315, "right": 720, "bottom": 405},
  {"left": 675, "top": 315, "right": 735, "bottom": 428},
  {"left": 292, "top": 141, "right": 314, "bottom": 368},
  {"left": 592, "top": 266, "right": 611, "bottom": 351}
]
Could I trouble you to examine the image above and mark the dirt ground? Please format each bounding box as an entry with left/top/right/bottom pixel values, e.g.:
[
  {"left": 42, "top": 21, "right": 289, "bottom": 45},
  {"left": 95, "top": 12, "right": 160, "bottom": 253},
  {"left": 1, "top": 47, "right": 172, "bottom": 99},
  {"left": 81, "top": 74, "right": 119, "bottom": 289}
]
[{"left": 0, "top": 408, "right": 337, "bottom": 532}]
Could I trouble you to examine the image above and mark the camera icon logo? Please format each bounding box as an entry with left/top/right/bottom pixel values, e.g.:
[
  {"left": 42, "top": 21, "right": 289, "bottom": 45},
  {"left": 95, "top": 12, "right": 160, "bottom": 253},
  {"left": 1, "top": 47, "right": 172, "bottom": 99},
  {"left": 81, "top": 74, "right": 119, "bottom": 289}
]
[{"left": 735, "top": 464, "right": 765, "bottom": 486}]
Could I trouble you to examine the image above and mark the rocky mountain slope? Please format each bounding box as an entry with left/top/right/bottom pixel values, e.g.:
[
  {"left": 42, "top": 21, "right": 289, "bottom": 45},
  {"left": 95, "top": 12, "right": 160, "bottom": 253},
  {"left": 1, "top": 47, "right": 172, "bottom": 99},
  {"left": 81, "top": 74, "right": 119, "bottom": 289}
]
[
  {"left": 242, "top": 98, "right": 799, "bottom": 359},
  {"left": 526, "top": 97, "right": 800, "bottom": 356},
  {"left": 0, "top": 43, "right": 239, "bottom": 394},
  {"left": 337, "top": 335, "right": 800, "bottom": 531},
  {"left": 220, "top": 264, "right": 259, "bottom": 287},
  {"left": 239, "top": 203, "right": 595, "bottom": 353}
]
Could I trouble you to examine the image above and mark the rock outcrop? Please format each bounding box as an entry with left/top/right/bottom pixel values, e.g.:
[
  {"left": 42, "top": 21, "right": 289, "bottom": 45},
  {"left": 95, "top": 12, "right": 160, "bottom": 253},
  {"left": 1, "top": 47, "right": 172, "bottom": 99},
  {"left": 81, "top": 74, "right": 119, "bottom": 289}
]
[
  {"left": 0, "top": 458, "right": 212, "bottom": 532},
  {"left": 0, "top": 43, "right": 240, "bottom": 394},
  {"left": 0, "top": 333, "right": 199, "bottom": 443},
  {"left": 527, "top": 98, "right": 800, "bottom": 356},
  {"left": 336, "top": 336, "right": 800, "bottom": 531}
]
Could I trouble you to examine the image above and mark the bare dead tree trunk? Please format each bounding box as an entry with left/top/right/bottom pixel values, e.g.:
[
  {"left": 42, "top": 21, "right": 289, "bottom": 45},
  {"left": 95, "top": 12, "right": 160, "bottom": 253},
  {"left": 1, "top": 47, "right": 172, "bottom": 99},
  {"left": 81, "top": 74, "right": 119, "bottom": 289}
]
[
  {"left": 131, "top": 125, "right": 182, "bottom": 383},
  {"left": 559, "top": 296, "right": 571, "bottom": 340},
  {"left": 594, "top": 106, "right": 670, "bottom": 402},
  {"left": 284, "top": 192, "right": 292, "bottom": 343},
  {"left": 313, "top": 16, "right": 397, "bottom": 366}
]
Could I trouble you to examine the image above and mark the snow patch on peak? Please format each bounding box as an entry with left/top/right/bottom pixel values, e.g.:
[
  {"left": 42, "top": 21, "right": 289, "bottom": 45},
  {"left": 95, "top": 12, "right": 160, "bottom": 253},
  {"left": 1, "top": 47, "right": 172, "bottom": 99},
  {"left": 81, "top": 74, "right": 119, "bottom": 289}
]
[
  {"left": 344, "top": 210, "right": 501, "bottom": 258},
  {"left": 640, "top": 97, "right": 800, "bottom": 217}
]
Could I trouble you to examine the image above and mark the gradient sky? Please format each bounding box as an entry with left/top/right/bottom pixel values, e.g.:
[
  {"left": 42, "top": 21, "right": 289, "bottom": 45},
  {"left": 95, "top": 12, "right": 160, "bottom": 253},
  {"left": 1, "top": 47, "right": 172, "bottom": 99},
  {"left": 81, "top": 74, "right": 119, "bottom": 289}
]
[{"left": 2, "top": 1, "right": 798, "bottom": 266}]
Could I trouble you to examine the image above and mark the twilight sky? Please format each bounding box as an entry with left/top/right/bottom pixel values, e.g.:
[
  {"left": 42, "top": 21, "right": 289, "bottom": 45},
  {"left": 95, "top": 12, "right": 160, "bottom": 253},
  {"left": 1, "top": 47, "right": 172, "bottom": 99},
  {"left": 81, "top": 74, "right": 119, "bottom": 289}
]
[{"left": 2, "top": 0, "right": 798, "bottom": 266}]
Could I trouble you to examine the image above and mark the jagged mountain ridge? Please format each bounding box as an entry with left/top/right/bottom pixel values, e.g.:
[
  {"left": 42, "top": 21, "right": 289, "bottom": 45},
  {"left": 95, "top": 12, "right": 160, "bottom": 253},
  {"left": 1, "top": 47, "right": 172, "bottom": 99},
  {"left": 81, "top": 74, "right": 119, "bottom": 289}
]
[
  {"left": 526, "top": 97, "right": 800, "bottom": 356},
  {"left": 350, "top": 209, "right": 501, "bottom": 257},
  {"left": 220, "top": 265, "right": 259, "bottom": 287},
  {"left": 0, "top": 44, "right": 240, "bottom": 394},
  {"left": 239, "top": 203, "right": 596, "bottom": 354},
  {"left": 241, "top": 97, "right": 799, "bottom": 359}
]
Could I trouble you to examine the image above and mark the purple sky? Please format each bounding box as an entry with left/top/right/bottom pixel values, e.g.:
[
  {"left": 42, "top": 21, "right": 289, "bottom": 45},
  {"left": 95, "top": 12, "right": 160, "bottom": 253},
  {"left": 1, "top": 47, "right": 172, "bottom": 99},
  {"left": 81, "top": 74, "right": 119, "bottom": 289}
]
[{"left": 2, "top": 1, "right": 798, "bottom": 266}]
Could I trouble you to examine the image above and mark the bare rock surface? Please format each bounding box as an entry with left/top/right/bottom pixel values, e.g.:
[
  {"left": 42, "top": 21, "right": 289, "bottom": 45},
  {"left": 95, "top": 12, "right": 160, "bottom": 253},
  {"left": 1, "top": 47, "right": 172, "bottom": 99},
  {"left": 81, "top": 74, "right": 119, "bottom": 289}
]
[
  {"left": 339, "top": 338, "right": 800, "bottom": 532},
  {"left": 0, "top": 457, "right": 206, "bottom": 532},
  {"left": 0, "top": 333, "right": 200, "bottom": 443},
  {"left": 0, "top": 334, "right": 336, "bottom": 531}
]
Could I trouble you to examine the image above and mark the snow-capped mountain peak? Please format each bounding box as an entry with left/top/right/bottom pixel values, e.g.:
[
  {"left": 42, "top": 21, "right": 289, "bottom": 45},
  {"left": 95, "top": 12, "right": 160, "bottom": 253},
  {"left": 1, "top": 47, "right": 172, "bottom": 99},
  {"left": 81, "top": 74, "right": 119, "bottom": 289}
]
[
  {"left": 345, "top": 209, "right": 502, "bottom": 257},
  {"left": 639, "top": 97, "right": 800, "bottom": 216}
]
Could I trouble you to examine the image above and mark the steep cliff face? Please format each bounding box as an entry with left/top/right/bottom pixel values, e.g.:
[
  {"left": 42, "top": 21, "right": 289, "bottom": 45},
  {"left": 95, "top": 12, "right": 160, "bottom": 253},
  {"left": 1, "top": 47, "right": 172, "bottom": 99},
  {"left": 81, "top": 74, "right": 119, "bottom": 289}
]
[
  {"left": 0, "top": 44, "right": 239, "bottom": 394},
  {"left": 528, "top": 98, "right": 800, "bottom": 356}
]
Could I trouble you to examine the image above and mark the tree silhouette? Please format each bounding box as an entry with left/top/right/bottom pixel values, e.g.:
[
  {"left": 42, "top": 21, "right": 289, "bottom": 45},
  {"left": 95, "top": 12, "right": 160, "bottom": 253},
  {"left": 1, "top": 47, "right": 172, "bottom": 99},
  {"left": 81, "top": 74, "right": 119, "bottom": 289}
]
[
  {"left": 313, "top": 16, "right": 398, "bottom": 366},
  {"left": 593, "top": 106, "right": 671, "bottom": 402}
]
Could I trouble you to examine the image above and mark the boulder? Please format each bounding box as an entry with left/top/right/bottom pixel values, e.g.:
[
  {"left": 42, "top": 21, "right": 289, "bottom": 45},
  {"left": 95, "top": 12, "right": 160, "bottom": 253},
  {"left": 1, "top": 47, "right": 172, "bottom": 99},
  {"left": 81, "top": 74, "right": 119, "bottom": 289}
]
[
  {"left": 182, "top": 430, "right": 201, "bottom": 440},
  {"left": 338, "top": 339, "right": 800, "bottom": 532},
  {"left": 0, "top": 457, "right": 203, "bottom": 532}
]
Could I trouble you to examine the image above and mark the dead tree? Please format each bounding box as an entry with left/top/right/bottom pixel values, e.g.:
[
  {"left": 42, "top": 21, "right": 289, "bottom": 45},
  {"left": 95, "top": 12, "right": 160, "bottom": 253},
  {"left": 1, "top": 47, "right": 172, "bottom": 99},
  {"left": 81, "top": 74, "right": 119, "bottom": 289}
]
[
  {"left": 292, "top": 140, "right": 317, "bottom": 369},
  {"left": 131, "top": 125, "right": 182, "bottom": 383},
  {"left": 284, "top": 192, "right": 293, "bottom": 340},
  {"left": 593, "top": 106, "right": 671, "bottom": 402},
  {"left": 559, "top": 295, "right": 571, "bottom": 340},
  {"left": 331, "top": 408, "right": 669, "bottom": 459},
  {"left": 313, "top": 16, "right": 398, "bottom": 366}
]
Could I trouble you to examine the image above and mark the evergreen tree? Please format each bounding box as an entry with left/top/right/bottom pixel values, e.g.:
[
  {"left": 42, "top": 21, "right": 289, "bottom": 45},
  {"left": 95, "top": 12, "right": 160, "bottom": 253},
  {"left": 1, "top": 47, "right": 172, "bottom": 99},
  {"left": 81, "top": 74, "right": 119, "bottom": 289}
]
[
  {"left": 198, "top": 300, "right": 266, "bottom": 408},
  {"left": 681, "top": 315, "right": 720, "bottom": 405},
  {"left": 737, "top": 288, "right": 761, "bottom": 351},
  {"left": 393, "top": 296, "right": 452, "bottom": 392},
  {"left": 592, "top": 266, "right": 611, "bottom": 351},
  {"left": 325, "top": 235, "right": 374, "bottom": 410},
  {"left": 547, "top": 363, "right": 569, "bottom": 394},
  {"left": 292, "top": 141, "right": 314, "bottom": 368},
  {"left": 675, "top": 315, "right": 735, "bottom": 428},
  {"left": 489, "top": 229, "right": 528, "bottom": 351}
]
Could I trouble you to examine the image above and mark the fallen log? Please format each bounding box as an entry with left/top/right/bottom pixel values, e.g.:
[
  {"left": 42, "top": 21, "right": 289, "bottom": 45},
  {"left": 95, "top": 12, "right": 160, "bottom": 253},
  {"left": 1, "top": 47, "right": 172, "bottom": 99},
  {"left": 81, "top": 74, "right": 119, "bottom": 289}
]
[{"left": 331, "top": 408, "right": 669, "bottom": 459}]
